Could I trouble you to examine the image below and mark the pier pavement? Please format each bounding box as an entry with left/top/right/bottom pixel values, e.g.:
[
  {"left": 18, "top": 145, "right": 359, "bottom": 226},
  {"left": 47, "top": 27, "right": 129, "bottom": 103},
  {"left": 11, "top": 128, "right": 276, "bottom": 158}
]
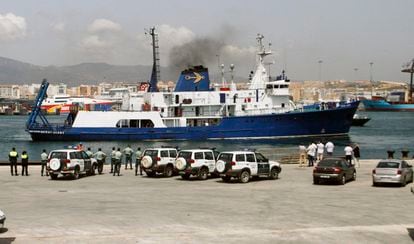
[{"left": 0, "top": 159, "right": 413, "bottom": 243}]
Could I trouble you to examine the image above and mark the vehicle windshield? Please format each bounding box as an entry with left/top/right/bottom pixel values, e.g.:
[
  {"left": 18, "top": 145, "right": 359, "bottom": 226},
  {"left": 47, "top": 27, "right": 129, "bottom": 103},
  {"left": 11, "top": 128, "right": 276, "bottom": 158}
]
[
  {"left": 218, "top": 153, "right": 233, "bottom": 163},
  {"left": 144, "top": 150, "right": 158, "bottom": 157},
  {"left": 318, "top": 159, "right": 342, "bottom": 167},
  {"left": 50, "top": 152, "right": 67, "bottom": 160},
  {"left": 377, "top": 161, "right": 400, "bottom": 168},
  {"left": 178, "top": 151, "right": 192, "bottom": 159}
]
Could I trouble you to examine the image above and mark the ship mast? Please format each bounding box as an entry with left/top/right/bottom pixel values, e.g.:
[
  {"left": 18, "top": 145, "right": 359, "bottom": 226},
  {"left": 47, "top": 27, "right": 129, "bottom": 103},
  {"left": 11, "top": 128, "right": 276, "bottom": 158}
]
[
  {"left": 147, "top": 27, "right": 160, "bottom": 92},
  {"left": 249, "top": 34, "right": 272, "bottom": 90},
  {"left": 402, "top": 59, "right": 414, "bottom": 103}
]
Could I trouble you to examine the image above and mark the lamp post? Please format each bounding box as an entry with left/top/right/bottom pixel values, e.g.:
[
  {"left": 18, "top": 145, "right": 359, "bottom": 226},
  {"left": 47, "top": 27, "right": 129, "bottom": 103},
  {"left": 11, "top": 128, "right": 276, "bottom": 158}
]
[{"left": 318, "top": 60, "right": 323, "bottom": 82}]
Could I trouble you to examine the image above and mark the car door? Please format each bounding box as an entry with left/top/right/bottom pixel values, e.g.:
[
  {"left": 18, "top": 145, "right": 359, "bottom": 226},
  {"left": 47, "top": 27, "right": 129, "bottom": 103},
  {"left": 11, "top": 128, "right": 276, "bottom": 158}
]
[
  {"left": 204, "top": 151, "right": 215, "bottom": 172},
  {"left": 169, "top": 150, "right": 177, "bottom": 166},
  {"left": 255, "top": 153, "right": 269, "bottom": 175},
  {"left": 81, "top": 151, "right": 91, "bottom": 172},
  {"left": 160, "top": 150, "right": 169, "bottom": 166},
  {"left": 246, "top": 153, "right": 259, "bottom": 175},
  {"left": 194, "top": 152, "right": 204, "bottom": 168}
]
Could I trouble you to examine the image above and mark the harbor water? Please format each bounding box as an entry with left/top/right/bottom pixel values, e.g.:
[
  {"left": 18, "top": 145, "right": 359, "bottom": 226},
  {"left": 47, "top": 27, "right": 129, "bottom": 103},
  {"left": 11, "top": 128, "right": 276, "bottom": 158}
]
[{"left": 1, "top": 111, "right": 414, "bottom": 161}]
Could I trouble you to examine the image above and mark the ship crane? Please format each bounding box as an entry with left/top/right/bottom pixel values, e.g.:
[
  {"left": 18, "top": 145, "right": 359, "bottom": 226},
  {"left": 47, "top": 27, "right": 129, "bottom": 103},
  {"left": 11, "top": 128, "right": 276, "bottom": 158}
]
[{"left": 401, "top": 59, "right": 414, "bottom": 103}]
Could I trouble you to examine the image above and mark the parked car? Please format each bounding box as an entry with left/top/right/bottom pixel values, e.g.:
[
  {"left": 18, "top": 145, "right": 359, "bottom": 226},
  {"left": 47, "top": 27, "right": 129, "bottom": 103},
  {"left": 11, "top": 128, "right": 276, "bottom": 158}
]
[
  {"left": 175, "top": 148, "right": 220, "bottom": 180},
  {"left": 372, "top": 159, "right": 413, "bottom": 187},
  {"left": 313, "top": 158, "right": 356, "bottom": 185},
  {"left": 140, "top": 147, "right": 178, "bottom": 177},
  {"left": 0, "top": 209, "right": 5, "bottom": 229},
  {"left": 215, "top": 151, "right": 281, "bottom": 183},
  {"left": 47, "top": 149, "right": 98, "bottom": 180}
]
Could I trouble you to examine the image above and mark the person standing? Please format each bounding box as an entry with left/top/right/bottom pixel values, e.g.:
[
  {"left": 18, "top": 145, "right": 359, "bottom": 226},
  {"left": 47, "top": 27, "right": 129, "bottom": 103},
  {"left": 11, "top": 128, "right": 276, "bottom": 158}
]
[
  {"left": 9, "top": 147, "right": 18, "bottom": 176},
  {"left": 40, "top": 149, "right": 49, "bottom": 176},
  {"left": 316, "top": 141, "right": 325, "bottom": 162},
  {"left": 135, "top": 147, "right": 142, "bottom": 176},
  {"left": 123, "top": 145, "right": 134, "bottom": 170},
  {"left": 21, "top": 151, "right": 29, "bottom": 176},
  {"left": 307, "top": 142, "right": 316, "bottom": 167},
  {"left": 110, "top": 147, "right": 116, "bottom": 173},
  {"left": 86, "top": 147, "right": 93, "bottom": 158},
  {"left": 298, "top": 144, "right": 307, "bottom": 167},
  {"left": 325, "top": 141, "right": 334, "bottom": 156},
  {"left": 344, "top": 144, "right": 354, "bottom": 165},
  {"left": 114, "top": 148, "right": 122, "bottom": 176},
  {"left": 353, "top": 143, "right": 361, "bottom": 168},
  {"left": 94, "top": 148, "right": 106, "bottom": 174}
]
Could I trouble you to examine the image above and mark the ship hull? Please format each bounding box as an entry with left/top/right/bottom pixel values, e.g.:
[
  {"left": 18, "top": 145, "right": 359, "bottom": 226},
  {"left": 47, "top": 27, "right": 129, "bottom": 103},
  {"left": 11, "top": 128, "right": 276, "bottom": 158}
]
[
  {"left": 28, "top": 102, "right": 358, "bottom": 141},
  {"left": 362, "top": 99, "right": 414, "bottom": 111}
]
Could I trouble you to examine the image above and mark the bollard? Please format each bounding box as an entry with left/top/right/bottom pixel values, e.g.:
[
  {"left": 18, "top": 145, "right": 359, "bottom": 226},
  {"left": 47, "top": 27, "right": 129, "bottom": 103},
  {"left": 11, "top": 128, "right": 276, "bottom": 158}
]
[
  {"left": 387, "top": 150, "right": 395, "bottom": 159},
  {"left": 401, "top": 149, "right": 409, "bottom": 160}
]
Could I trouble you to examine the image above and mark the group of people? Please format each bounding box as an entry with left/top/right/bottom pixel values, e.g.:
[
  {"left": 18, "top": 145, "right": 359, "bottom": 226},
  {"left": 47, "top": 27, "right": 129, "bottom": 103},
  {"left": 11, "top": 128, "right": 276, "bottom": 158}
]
[
  {"left": 7, "top": 144, "right": 144, "bottom": 177},
  {"left": 107, "top": 145, "right": 142, "bottom": 176},
  {"left": 299, "top": 141, "right": 360, "bottom": 167}
]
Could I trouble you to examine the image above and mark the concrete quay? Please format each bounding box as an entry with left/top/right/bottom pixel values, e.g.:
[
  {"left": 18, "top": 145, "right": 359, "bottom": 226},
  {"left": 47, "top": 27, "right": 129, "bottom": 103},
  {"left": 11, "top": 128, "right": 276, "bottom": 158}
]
[{"left": 0, "top": 159, "right": 413, "bottom": 243}]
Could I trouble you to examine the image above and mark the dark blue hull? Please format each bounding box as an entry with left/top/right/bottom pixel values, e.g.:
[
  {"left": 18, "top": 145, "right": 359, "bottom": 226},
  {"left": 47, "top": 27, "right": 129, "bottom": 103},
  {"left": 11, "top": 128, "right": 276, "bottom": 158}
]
[{"left": 27, "top": 101, "right": 358, "bottom": 141}]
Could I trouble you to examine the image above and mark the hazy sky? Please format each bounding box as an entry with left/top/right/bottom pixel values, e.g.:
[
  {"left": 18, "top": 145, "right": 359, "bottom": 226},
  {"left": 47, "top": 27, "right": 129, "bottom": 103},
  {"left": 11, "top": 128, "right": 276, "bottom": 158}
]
[{"left": 0, "top": 0, "right": 414, "bottom": 81}]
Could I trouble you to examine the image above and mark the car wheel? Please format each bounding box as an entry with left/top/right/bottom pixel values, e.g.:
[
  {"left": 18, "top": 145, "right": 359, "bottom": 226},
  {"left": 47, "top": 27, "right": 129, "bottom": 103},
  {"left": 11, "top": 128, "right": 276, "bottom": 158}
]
[
  {"left": 313, "top": 177, "right": 319, "bottom": 185},
  {"left": 239, "top": 170, "right": 250, "bottom": 183},
  {"left": 50, "top": 174, "right": 58, "bottom": 180},
  {"left": 164, "top": 165, "right": 173, "bottom": 177},
  {"left": 352, "top": 171, "right": 356, "bottom": 181},
  {"left": 181, "top": 174, "right": 190, "bottom": 180},
  {"left": 198, "top": 167, "right": 209, "bottom": 180},
  {"left": 372, "top": 181, "right": 378, "bottom": 187},
  {"left": 340, "top": 174, "right": 346, "bottom": 185},
  {"left": 221, "top": 176, "right": 231, "bottom": 182},
  {"left": 269, "top": 167, "right": 279, "bottom": 180},
  {"left": 73, "top": 167, "right": 80, "bottom": 180}
]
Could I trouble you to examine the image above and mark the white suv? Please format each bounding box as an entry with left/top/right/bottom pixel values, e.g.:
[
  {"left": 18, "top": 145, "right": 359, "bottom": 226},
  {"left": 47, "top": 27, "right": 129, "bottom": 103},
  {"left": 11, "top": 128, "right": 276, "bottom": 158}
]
[
  {"left": 175, "top": 149, "right": 220, "bottom": 180},
  {"left": 140, "top": 147, "right": 178, "bottom": 177},
  {"left": 47, "top": 149, "right": 98, "bottom": 180},
  {"left": 215, "top": 151, "right": 281, "bottom": 183}
]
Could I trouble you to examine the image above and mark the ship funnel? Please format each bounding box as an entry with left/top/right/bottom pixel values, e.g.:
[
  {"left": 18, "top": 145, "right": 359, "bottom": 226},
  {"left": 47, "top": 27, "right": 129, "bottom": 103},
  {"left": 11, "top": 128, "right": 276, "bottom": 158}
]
[{"left": 174, "top": 66, "right": 211, "bottom": 92}]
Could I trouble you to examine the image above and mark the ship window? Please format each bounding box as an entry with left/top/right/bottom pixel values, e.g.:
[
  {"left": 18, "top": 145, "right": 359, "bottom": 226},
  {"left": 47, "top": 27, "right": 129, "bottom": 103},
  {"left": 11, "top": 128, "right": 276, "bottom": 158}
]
[
  {"left": 281, "top": 103, "right": 285, "bottom": 108},
  {"left": 266, "top": 84, "right": 273, "bottom": 89},
  {"left": 141, "top": 120, "right": 154, "bottom": 128},
  {"left": 274, "top": 85, "right": 279, "bottom": 89},
  {"left": 121, "top": 120, "right": 129, "bottom": 128},
  {"left": 129, "top": 120, "right": 139, "bottom": 128}
]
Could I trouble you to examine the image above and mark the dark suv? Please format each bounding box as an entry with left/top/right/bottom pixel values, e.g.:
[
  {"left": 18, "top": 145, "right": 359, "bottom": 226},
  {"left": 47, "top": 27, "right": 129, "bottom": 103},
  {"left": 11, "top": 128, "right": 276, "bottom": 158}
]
[{"left": 313, "top": 158, "right": 356, "bottom": 185}]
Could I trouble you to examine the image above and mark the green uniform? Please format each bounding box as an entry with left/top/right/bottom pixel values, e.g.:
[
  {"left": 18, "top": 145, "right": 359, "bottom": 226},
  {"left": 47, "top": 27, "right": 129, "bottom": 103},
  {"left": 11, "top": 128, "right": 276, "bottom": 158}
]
[
  {"left": 124, "top": 147, "right": 134, "bottom": 170},
  {"left": 135, "top": 150, "right": 142, "bottom": 176},
  {"left": 40, "top": 152, "right": 49, "bottom": 176}
]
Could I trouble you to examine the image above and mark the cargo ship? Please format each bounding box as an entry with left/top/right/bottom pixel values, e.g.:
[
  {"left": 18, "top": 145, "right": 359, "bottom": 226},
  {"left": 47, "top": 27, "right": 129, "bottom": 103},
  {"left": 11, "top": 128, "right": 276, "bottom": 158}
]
[{"left": 25, "top": 30, "right": 358, "bottom": 141}]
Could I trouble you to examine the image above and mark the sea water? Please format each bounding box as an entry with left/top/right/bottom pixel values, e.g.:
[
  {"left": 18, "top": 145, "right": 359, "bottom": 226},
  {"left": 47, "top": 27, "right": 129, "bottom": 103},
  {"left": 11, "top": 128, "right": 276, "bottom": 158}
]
[{"left": 1, "top": 111, "right": 414, "bottom": 161}]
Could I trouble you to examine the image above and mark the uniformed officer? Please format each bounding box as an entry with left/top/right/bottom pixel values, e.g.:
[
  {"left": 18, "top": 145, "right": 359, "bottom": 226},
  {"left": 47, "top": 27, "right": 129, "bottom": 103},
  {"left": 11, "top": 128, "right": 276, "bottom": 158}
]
[
  {"left": 40, "top": 149, "right": 49, "bottom": 176},
  {"left": 110, "top": 147, "right": 116, "bottom": 173},
  {"left": 9, "top": 147, "right": 18, "bottom": 176},
  {"left": 86, "top": 147, "right": 93, "bottom": 158},
  {"left": 114, "top": 148, "right": 122, "bottom": 176},
  {"left": 123, "top": 145, "right": 134, "bottom": 170},
  {"left": 135, "top": 147, "right": 142, "bottom": 176},
  {"left": 94, "top": 148, "right": 106, "bottom": 174},
  {"left": 21, "top": 151, "right": 29, "bottom": 176}
]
